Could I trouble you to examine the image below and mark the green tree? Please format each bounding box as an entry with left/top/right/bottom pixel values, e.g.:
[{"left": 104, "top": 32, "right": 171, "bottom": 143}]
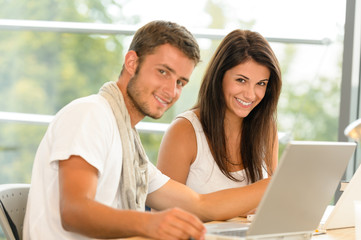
[
  {"left": 0, "top": 0, "right": 127, "bottom": 185},
  {"left": 277, "top": 43, "right": 342, "bottom": 142}
]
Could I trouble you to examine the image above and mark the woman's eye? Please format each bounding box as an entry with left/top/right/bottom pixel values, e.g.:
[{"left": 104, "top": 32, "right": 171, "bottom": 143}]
[{"left": 159, "top": 69, "right": 166, "bottom": 75}]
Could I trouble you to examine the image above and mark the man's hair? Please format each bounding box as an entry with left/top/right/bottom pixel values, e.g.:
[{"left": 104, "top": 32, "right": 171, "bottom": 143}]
[{"left": 123, "top": 20, "right": 200, "bottom": 73}]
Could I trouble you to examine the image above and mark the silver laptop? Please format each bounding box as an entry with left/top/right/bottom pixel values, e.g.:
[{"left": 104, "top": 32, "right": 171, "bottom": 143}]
[
  {"left": 206, "top": 141, "right": 356, "bottom": 240},
  {"left": 319, "top": 161, "right": 361, "bottom": 230}
]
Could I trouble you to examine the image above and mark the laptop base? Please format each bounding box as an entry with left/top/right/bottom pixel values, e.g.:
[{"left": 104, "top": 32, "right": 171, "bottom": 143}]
[{"left": 206, "top": 232, "right": 313, "bottom": 240}]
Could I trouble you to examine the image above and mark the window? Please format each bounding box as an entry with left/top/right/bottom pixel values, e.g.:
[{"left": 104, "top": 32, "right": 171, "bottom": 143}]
[{"left": 0, "top": 0, "right": 352, "bottom": 185}]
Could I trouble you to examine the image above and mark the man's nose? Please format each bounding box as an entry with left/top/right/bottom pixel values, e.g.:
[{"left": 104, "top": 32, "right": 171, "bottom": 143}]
[{"left": 163, "top": 78, "right": 178, "bottom": 99}]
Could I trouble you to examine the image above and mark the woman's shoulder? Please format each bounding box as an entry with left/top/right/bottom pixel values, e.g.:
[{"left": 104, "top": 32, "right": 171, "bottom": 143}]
[
  {"left": 175, "top": 109, "right": 202, "bottom": 127},
  {"left": 158, "top": 110, "right": 198, "bottom": 171},
  {"left": 176, "top": 109, "right": 198, "bottom": 120},
  {"left": 169, "top": 111, "right": 197, "bottom": 136},
  {"left": 161, "top": 110, "right": 199, "bottom": 152}
]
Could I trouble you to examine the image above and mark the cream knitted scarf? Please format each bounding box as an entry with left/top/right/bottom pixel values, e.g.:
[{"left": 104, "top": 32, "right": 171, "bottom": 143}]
[{"left": 99, "top": 81, "right": 149, "bottom": 211}]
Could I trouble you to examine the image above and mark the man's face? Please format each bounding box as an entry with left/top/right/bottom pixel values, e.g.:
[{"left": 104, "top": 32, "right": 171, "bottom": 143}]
[{"left": 127, "top": 44, "right": 195, "bottom": 119}]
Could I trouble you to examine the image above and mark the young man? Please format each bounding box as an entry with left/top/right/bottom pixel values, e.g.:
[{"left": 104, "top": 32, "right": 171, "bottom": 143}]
[{"left": 23, "top": 21, "right": 270, "bottom": 240}]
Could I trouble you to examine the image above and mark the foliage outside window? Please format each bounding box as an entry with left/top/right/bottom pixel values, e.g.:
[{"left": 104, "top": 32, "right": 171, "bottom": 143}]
[{"left": 0, "top": 1, "right": 345, "bottom": 186}]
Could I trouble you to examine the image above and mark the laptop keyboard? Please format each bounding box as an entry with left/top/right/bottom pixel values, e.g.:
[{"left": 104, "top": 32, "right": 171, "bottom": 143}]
[{"left": 214, "top": 229, "right": 247, "bottom": 237}]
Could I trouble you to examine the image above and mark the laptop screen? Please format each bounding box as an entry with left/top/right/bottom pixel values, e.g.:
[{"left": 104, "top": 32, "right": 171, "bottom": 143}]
[{"left": 247, "top": 141, "right": 356, "bottom": 236}]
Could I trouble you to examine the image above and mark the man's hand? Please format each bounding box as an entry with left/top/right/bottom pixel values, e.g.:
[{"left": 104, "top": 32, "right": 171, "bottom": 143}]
[{"left": 145, "top": 208, "right": 206, "bottom": 240}]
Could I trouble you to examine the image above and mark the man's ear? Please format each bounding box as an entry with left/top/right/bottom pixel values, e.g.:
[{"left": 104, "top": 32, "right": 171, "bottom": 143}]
[{"left": 124, "top": 50, "right": 138, "bottom": 76}]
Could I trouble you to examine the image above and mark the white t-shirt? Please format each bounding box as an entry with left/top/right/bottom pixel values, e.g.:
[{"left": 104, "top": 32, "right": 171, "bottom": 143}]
[
  {"left": 178, "top": 111, "right": 267, "bottom": 194},
  {"left": 23, "top": 94, "right": 169, "bottom": 240}
]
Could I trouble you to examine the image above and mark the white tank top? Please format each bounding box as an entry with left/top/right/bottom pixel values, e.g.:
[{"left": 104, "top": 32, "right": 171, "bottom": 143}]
[{"left": 177, "top": 111, "right": 249, "bottom": 194}]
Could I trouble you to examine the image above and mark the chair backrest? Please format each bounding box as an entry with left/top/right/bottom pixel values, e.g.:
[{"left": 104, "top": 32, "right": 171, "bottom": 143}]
[{"left": 0, "top": 184, "right": 30, "bottom": 240}]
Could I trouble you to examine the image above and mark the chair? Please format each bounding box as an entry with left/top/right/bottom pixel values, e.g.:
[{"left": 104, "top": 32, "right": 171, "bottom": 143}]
[{"left": 0, "top": 184, "right": 30, "bottom": 240}]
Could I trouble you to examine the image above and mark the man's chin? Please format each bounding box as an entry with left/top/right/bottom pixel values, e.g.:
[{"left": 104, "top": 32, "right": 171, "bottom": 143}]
[
  {"left": 146, "top": 109, "right": 167, "bottom": 119},
  {"left": 148, "top": 115, "right": 161, "bottom": 119}
]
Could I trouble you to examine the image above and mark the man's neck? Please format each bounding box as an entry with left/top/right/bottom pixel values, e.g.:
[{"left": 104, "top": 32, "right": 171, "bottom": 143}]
[{"left": 116, "top": 79, "right": 145, "bottom": 128}]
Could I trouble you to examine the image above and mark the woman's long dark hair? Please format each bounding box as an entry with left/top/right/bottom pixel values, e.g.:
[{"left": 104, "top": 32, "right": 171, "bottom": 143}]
[{"left": 195, "top": 30, "right": 282, "bottom": 183}]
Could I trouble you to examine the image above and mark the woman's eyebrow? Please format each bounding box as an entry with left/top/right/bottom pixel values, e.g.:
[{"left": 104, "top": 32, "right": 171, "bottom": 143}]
[
  {"left": 236, "top": 74, "right": 269, "bottom": 82},
  {"left": 236, "top": 74, "right": 250, "bottom": 80}
]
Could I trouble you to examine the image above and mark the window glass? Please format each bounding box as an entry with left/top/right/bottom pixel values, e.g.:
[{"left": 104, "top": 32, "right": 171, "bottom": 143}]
[
  {"left": 0, "top": 31, "right": 123, "bottom": 114},
  {"left": 0, "top": 0, "right": 347, "bottom": 184}
]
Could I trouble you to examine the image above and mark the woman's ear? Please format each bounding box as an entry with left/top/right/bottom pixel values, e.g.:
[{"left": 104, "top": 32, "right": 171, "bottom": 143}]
[{"left": 124, "top": 50, "right": 138, "bottom": 76}]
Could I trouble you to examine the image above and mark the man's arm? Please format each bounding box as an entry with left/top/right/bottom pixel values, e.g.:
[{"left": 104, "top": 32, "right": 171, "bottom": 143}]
[
  {"left": 146, "top": 177, "right": 270, "bottom": 222},
  {"left": 58, "top": 155, "right": 205, "bottom": 239}
]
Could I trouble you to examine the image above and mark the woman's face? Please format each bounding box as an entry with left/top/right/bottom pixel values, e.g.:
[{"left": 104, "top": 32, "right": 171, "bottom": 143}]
[{"left": 222, "top": 59, "right": 270, "bottom": 121}]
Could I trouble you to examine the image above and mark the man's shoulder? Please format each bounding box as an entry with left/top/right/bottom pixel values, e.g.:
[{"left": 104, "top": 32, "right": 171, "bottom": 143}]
[
  {"left": 59, "top": 94, "right": 111, "bottom": 115},
  {"left": 51, "top": 94, "right": 115, "bottom": 128},
  {"left": 70, "top": 94, "right": 108, "bottom": 107}
]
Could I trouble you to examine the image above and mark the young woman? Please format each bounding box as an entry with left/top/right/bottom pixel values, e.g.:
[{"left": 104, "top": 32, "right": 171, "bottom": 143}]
[{"left": 157, "top": 29, "right": 282, "bottom": 195}]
